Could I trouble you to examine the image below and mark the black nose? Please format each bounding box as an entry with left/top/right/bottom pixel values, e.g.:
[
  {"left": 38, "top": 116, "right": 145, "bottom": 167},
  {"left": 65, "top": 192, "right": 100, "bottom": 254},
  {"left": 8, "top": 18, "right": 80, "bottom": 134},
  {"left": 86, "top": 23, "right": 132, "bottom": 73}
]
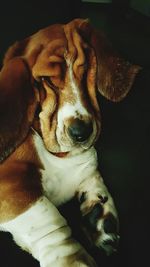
[{"left": 68, "top": 119, "right": 93, "bottom": 142}]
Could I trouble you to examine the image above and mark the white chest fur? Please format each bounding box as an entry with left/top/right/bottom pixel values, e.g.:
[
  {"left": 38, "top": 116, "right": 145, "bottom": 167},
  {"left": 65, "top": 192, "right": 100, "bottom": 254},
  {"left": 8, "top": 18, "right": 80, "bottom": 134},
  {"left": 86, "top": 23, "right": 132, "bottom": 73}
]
[{"left": 33, "top": 132, "right": 98, "bottom": 207}]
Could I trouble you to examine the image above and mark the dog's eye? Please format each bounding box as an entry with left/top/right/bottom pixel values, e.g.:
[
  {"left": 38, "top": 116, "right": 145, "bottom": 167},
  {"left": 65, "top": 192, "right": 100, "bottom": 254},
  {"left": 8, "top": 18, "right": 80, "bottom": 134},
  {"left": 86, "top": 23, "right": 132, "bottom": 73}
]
[
  {"left": 41, "top": 76, "right": 58, "bottom": 92},
  {"left": 34, "top": 79, "right": 41, "bottom": 89}
]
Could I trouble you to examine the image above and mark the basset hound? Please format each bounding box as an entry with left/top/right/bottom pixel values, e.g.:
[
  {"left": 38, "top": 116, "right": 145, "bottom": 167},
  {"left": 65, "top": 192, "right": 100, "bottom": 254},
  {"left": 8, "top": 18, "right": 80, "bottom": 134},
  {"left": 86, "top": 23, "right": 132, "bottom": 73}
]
[{"left": 0, "top": 19, "right": 140, "bottom": 267}]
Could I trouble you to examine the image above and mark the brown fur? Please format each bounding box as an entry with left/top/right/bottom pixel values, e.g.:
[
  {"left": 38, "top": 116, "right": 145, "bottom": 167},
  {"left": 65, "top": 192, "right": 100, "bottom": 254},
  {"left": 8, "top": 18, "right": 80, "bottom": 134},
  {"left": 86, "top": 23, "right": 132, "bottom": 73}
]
[
  {"left": 0, "top": 132, "right": 42, "bottom": 223},
  {"left": 0, "top": 18, "right": 141, "bottom": 222},
  {"left": 0, "top": 58, "right": 38, "bottom": 162}
]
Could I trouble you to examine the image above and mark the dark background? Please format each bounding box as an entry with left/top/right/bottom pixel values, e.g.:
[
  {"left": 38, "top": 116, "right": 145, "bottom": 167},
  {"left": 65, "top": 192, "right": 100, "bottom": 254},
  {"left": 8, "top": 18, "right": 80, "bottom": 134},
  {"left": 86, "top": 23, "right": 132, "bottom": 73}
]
[{"left": 0, "top": 1, "right": 150, "bottom": 267}]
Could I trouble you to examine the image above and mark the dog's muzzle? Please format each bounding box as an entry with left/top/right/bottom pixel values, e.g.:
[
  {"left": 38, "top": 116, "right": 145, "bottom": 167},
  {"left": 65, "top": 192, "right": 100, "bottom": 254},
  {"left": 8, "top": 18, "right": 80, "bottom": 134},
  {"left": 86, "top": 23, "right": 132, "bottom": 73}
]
[{"left": 67, "top": 119, "right": 93, "bottom": 143}]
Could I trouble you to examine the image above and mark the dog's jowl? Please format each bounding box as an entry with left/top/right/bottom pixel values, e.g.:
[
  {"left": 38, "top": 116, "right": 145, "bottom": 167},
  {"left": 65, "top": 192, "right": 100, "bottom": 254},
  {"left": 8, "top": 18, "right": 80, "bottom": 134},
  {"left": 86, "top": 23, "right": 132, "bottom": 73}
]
[{"left": 0, "top": 19, "right": 140, "bottom": 267}]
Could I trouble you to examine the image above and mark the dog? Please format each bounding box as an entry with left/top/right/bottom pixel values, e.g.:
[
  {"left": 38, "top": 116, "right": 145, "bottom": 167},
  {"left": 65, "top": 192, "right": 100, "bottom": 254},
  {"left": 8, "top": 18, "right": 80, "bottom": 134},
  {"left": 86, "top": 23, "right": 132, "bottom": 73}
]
[{"left": 0, "top": 19, "right": 140, "bottom": 266}]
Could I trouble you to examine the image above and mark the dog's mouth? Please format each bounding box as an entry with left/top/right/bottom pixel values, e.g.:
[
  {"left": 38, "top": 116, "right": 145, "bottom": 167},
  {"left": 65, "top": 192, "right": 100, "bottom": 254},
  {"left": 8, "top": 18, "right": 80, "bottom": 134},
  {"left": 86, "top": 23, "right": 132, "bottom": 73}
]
[{"left": 51, "top": 151, "right": 69, "bottom": 158}]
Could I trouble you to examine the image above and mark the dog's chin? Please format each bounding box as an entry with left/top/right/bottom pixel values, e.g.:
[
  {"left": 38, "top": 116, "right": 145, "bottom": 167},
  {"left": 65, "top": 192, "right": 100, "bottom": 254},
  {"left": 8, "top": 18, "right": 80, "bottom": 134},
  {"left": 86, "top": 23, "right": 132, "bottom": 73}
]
[
  {"left": 48, "top": 140, "right": 94, "bottom": 158},
  {"left": 50, "top": 151, "right": 69, "bottom": 158},
  {"left": 44, "top": 129, "right": 98, "bottom": 157},
  {"left": 54, "top": 140, "right": 99, "bottom": 157},
  {"left": 49, "top": 145, "right": 87, "bottom": 158}
]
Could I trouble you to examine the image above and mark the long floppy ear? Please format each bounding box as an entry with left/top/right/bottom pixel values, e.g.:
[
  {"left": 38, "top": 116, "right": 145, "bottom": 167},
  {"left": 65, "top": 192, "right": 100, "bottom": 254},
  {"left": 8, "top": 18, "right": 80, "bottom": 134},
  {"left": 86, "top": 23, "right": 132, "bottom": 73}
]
[
  {"left": 3, "top": 38, "right": 29, "bottom": 65},
  {"left": 79, "top": 19, "right": 141, "bottom": 102},
  {"left": 0, "top": 57, "right": 37, "bottom": 162}
]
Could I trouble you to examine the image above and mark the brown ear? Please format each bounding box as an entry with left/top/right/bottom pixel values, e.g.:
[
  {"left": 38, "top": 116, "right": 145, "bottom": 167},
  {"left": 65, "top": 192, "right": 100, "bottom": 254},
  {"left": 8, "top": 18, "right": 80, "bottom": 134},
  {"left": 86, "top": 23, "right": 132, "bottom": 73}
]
[
  {"left": 79, "top": 19, "right": 141, "bottom": 102},
  {"left": 3, "top": 38, "right": 29, "bottom": 65},
  {"left": 0, "top": 57, "right": 37, "bottom": 162}
]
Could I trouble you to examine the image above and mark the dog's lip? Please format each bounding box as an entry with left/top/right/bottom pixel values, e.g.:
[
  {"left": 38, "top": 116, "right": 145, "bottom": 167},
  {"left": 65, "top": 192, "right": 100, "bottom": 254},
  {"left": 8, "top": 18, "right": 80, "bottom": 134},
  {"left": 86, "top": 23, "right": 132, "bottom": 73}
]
[{"left": 51, "top": 151, "right": 69, "bottom": 158}]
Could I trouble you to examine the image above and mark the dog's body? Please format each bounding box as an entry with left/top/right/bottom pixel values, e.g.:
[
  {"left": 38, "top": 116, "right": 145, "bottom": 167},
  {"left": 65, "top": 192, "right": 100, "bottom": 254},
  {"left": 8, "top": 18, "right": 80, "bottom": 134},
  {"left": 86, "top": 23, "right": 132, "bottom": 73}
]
[{"left": 0, "top": 19, "right": 140, "bottom": 266}]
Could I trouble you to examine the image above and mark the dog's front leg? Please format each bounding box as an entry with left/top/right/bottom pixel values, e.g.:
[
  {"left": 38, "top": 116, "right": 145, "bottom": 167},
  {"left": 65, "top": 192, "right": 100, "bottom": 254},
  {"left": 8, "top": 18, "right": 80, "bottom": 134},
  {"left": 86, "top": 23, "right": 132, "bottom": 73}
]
[
  {"left": 1, "top": 196, "right": 97, "bottom": 267},
  {"left": 77, "top": 172, "right": 120, "bottom": 255}
]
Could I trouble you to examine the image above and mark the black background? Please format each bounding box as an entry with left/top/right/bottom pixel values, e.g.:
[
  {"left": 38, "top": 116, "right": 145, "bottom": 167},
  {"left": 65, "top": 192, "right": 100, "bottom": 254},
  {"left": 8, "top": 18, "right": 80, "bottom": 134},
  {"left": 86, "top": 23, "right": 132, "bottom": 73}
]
[{"left": 0, "top": 1, "right": 150, "bottom": 267}]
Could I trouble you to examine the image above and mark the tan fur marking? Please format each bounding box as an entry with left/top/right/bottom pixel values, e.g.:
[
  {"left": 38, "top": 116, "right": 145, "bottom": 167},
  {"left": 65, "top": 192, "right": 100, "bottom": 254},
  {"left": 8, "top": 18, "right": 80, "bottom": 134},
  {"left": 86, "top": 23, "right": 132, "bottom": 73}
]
[{"left": 0, "top": 133, "right": 42, "bottom": 223}]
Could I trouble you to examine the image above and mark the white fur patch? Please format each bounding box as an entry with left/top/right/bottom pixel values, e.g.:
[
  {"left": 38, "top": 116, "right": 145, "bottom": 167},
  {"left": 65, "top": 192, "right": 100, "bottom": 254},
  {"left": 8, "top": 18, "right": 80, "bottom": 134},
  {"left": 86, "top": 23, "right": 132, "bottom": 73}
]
[
  {"left": 57, "top": 60, "right": 90, "bottom": 134},
  {"left": 0, "top": 197, "right": 81, "bottom": 266},
  {"left": 33, "top": 131, "right": 98, "bottom": 206}
]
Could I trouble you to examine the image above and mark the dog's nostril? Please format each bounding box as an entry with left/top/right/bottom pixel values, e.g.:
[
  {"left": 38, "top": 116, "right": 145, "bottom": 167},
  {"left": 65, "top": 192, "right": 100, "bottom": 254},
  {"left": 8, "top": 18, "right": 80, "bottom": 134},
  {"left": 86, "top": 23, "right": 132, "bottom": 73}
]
[
  {"left": 68, "top": 119, "right": 93, "bottom": 142},
  {"left": 103, "top": 214, "right": 118, "bottom": 234}
]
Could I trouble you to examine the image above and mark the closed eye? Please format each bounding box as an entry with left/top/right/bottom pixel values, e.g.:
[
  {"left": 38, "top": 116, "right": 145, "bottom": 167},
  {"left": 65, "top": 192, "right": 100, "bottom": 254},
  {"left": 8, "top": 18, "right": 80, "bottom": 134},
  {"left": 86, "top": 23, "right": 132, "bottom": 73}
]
[
  {"left": 34, "top": 79, "right": 41, "bottom": 89},
  {"left": 41, "top": 76, "right": 59, "bottom": 93},
  {"left": 33, "top": 77, "right": 59, "bottom": 93}
]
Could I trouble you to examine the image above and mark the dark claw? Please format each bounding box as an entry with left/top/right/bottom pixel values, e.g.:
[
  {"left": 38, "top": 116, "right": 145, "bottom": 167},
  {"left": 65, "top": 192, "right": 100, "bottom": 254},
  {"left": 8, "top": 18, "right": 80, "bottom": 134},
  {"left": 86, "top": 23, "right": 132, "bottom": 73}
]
[{"left": 98, "top": 195, "right": 108, "bottom": 204}]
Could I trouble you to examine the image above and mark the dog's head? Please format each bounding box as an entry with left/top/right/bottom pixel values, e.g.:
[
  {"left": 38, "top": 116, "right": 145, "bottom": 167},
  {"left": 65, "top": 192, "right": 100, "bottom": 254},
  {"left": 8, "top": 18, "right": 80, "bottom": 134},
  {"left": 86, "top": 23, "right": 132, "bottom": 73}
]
[{"left": 0, "top": 19, "right": 141, "bottom": 160}]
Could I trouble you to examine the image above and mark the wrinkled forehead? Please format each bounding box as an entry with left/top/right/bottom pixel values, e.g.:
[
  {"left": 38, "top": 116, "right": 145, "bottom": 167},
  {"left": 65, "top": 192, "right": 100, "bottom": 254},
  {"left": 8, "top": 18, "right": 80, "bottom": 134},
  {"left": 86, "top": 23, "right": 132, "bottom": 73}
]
[
  {"left": 37, "top": 20, "right": 86, "bottom": 52},
  {"left": 33, "top": 24, "right": 66, "bottom": 46},
  {"left": 27, "top": 24, "right": 67, "bottom": 59},
  {"left": 28, "top": 21, "right": 89, "bottom": 79}
]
